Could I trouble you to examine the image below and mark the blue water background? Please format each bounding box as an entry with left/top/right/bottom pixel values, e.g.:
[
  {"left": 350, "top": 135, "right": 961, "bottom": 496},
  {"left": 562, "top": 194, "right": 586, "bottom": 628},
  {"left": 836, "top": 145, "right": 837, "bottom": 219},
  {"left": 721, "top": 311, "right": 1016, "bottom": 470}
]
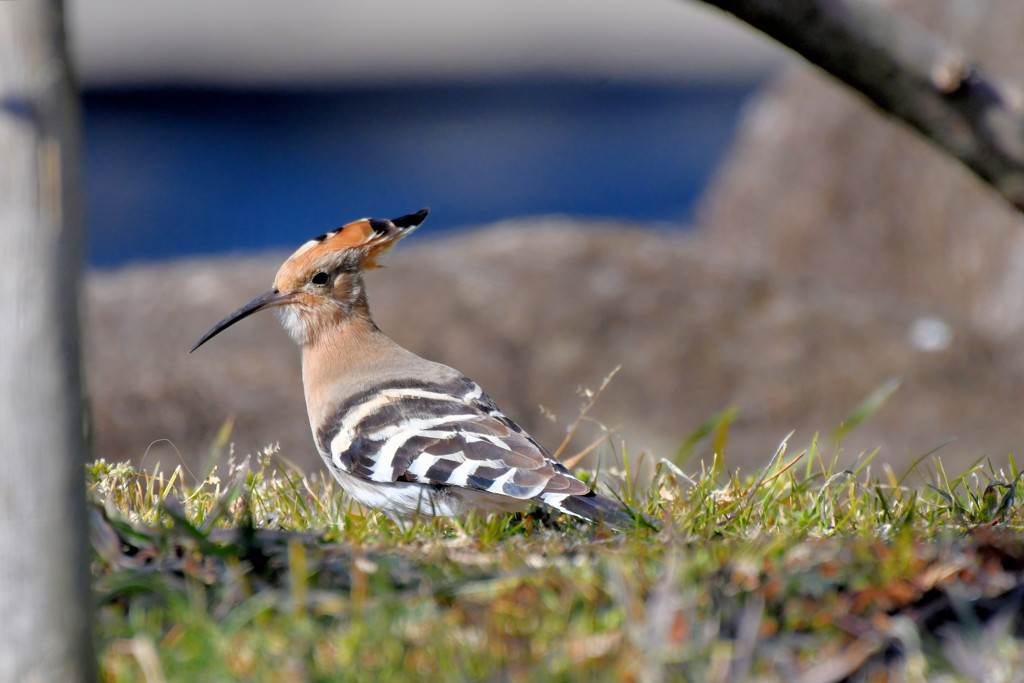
[{"left": 82, "top": 81, "right": 759, "bottom": 267}]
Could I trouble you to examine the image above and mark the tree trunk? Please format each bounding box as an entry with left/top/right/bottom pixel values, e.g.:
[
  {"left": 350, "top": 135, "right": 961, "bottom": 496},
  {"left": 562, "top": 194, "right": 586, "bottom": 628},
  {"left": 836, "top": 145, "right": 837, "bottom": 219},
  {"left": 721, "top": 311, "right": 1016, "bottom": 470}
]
[{"left": 0, "top": 2, "right": 94, "bottom": 681}]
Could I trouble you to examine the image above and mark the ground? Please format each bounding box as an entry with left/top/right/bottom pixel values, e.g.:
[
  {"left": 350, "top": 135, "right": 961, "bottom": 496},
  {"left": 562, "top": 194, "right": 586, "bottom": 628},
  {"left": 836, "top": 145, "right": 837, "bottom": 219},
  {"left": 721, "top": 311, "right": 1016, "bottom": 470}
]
[{"left": 89, "top": 407, "right": 1024, "bottom": 682}]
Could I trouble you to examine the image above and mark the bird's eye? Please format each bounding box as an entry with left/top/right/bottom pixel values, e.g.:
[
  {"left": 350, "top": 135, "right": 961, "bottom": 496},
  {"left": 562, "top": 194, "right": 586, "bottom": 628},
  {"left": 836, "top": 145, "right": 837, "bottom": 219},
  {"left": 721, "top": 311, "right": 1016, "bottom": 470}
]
[{"left": 311, "top": 271, "right": 330, "bottom": 286}]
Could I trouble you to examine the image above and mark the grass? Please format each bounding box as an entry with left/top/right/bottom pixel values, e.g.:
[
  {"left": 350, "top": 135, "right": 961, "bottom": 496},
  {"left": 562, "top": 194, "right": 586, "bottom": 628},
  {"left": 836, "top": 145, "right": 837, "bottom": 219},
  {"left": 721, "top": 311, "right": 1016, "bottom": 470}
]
[{"left": 89, "top": 387, "right": 1024, "bottom": 682}]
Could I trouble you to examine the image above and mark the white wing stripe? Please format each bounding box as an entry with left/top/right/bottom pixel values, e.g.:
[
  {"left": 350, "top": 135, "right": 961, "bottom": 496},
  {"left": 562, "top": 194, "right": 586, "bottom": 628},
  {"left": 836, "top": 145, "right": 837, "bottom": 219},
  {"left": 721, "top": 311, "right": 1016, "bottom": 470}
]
[
  {"left": 404, "top": 454, "right": 444, "bottom": 479},
  {"left": 485, "top": 468, "right": 518, "bottom": 495},
  {"left": 333, "top": 385, "right": 485, "bottom": 448},
  {"left": 369, "top": 422, "right": 514, "bottom": 483},
  {"left": 539, "top": 492, "right": 569, "bottom": 509},
  {"left": 331, "top": 407, "right": 477, "bottom": 456},
  {"left": 333, "top": 393, "right": 396, "bottom": 449},
  {"left": 461, "top": 383, "right": 484, "bottom": 402},
  {"left": 332, "top": 422, "right": 473, "bottom": 476},
  {"left": 446, "top": 460, "right": 482, "bottom": 487},
  {"left": 463, "top": 433, "right": 514, "bottom": 451},
  {"left": 367, "top": 413, "right": 479, "bottom": 442},
  {"left": 369, "top": 424, "right": 469, "bottom": 481}
]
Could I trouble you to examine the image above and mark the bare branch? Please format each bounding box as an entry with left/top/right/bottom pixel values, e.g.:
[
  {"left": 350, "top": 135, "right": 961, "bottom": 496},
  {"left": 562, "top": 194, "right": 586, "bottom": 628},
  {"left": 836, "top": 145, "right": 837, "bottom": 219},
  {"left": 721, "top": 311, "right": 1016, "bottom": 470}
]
[{"left": 697, "top": 0, "right": 1024, "bottom": 213}]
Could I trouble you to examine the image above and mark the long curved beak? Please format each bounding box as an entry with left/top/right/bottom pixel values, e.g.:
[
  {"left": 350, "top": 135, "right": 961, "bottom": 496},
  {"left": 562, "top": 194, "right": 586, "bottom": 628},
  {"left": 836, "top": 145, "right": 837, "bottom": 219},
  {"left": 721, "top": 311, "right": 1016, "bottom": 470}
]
[{"left": 190, "top": 289, "right": 293, "bottom": 353}]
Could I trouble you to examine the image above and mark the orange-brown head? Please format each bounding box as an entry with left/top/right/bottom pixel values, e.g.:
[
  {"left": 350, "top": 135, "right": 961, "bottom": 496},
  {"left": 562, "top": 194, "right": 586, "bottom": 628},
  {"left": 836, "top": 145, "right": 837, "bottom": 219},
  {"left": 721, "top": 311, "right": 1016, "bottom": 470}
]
[{"left": 191, "top": 208, "right": 428, "bottom": 351}]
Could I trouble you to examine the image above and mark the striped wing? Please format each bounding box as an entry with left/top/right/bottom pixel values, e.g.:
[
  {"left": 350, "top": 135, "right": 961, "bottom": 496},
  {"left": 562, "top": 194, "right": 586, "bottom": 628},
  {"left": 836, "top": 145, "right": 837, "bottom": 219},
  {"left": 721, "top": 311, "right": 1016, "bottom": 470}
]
[{"left": 316, "top": 377, "right": 589, "bottom": 501}]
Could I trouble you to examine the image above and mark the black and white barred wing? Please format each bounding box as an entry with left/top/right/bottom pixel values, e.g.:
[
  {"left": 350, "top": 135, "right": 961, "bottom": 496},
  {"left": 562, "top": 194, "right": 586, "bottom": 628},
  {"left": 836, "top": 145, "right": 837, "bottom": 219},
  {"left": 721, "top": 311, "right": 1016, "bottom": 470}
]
[{"left": 316, "top": 378, "right": 590, "bottom": 502}]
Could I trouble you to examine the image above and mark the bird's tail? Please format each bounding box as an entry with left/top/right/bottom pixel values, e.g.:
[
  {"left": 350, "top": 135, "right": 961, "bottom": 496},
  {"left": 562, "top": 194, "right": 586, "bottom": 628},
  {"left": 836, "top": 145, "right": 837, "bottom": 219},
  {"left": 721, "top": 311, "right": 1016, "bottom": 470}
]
[{"left": 538, "top": 491, "right": 657, "bottom": 531}]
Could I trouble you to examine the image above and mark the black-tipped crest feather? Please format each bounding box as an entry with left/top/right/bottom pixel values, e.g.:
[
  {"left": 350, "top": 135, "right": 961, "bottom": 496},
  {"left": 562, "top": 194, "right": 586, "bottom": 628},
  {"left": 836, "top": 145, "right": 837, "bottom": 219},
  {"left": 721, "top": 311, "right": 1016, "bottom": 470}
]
[{"left": 392, "top": 208, "right": 429, "bottom": 229}]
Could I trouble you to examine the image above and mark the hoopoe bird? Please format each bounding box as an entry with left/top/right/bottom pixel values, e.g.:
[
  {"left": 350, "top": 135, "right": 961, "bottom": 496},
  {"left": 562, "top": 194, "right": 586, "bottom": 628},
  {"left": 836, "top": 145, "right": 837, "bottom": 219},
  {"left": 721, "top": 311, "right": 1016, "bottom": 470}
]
[{"left": 192, "top": 209, "right": 639, "bottom": 528}]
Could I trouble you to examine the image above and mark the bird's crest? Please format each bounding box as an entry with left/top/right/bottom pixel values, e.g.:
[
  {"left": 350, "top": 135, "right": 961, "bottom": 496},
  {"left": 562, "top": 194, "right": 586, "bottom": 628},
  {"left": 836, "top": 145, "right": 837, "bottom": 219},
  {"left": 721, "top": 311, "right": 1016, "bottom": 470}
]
[{"left": 274, "top": 208, "right": 428, "bottom": 292}]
